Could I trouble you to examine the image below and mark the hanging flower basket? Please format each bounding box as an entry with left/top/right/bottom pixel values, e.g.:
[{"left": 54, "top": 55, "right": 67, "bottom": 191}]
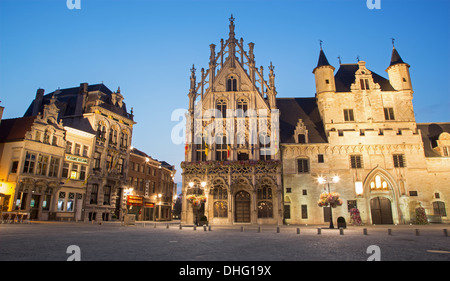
[
  {"left": 187, "top": 195, "right": 207, "bottom": 208},
  {"left": 317, "top": 192, "right": 343, "bottom": 208}
]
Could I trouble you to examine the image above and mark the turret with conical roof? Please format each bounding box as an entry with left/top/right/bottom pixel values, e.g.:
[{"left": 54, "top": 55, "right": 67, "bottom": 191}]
[
  {"left": 386, "top": 46, "right": 412, "bottom": 91},
  {"left": 313, "top": 46, "right": 336, "bottom": 95}
]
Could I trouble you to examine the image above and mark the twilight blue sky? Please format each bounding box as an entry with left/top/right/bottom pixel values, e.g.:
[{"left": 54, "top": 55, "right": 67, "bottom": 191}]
[{"left": 0, "top": 0, "right": 449, "bottom": 184}]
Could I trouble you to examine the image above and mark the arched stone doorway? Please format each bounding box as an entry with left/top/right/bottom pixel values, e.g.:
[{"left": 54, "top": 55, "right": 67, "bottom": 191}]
[
  {"left": 235, "top": 191, "right": 251, "bottom": 223},
  {"left": 370, "top": 197, "right": 393, "bottom": 224}
]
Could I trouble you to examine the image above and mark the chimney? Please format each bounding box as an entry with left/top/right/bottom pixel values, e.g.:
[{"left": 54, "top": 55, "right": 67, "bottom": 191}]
[
  {"left": 31, "top": 88, "right": 45, "bottom": 116},
  {"left": 75, "top": 82, "right": 88, "bottom": 116}
]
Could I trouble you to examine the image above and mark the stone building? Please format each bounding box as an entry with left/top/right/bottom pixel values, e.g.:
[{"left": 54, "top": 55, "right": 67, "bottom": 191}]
[
  {"left": 280, "top": 46, "right": 450, "bottom": 225},
  {"left": 182, "top": 16, "right": 449, "bottom": 226},
  {"left": 0, "top": 97, "right": 66, "bottom": 220},
  {"left": 23, "top": 83, "right": 135, "bottom": 222},
  {"left": 181, "top": 16, "right": 282, "bottom": 225},
  {"left": 127, "top": 148, "right": 176, "bottom": 221}
]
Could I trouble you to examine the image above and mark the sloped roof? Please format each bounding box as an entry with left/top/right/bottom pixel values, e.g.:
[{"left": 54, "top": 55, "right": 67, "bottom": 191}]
[
  {"left": 0, "top": 116, "right": 36, "bottom": 142},
  {"left": 334, "top": 64, "right": 395, "bottom": 92},
  {"left": 390, "top": 47, "right": 406, "bottom": 66},
  {"left": 417, "top": 123, "right": 450, "bottom": 157},
  {"left": 276, "top": 97, "right": 327, "bottom": 144},
  {"left": 23, "top": 83, "right": 132, "bottom": 120}
]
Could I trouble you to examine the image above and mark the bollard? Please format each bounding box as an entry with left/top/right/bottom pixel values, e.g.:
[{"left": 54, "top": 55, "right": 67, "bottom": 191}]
[
  {"left": 388, "top": 229, "right": 392, "bottom": 235},
  {"left": 143, "top": 222, "right": 145, "bottom": 228},
  {"left": 363, "top": 228, "right": 368, "bottom": 235},
  {"left": 193, "top": 225, "right": 196, "bottom": 231},
  {"left": 166, "top": 224, "right": 169, "bottom": 229},
  {"left": 415, "top": 229, "right": 420, "bottom": 236},
  {"left": 208, "top": 225, "right": 211, "bottom": 231},
  {"left": 258, "top": 226, "right": 261, "bottom": 233},
  {"left": 179, "top": 224, "right": 182, "bottom": 230},
  {"left": 297, "top": 228, "right": 300, "bottom": 235},
  {"left": 276, "top": 226, "right": 280, "bottom": 233},
  {"left": 317, "top": 228, "right": 321, "bottom": 235},
  {"left": 444, "top": 229, "right": 448, "bottom": 237},
  {"left": 241, "top": 226, "right": 244, "bottom": 232},
  {"left": 154, "top": 223, "right": 157, "bottom": 228},
  {"left": 339, "top": 227, "right": 344, "bottom": 235}
]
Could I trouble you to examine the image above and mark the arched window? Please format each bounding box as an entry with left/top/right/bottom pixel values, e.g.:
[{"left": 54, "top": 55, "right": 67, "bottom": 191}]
[
  {"left": 227, "top": 76, "right": 237, "bottom": 91},
  {"left": 370, "top": 175, "right": 388, "bottom": 190},
  {"left": 216, "top": 99, "right": 227, "bottom": 118},
  {"left": 258, "top": 201, "right": 273, "bottom": 218},
  {"left": 236, "top": 98, "right": 248, "bottom": 117},
  {"left": 212, "top": 179, "right": 228, "bottom": 218},
  {"left": 97, "top": 122, "right": 106, "bottom": 140},
  {"left": 257, "top": 179, "right": 273, "bottom": 218}
]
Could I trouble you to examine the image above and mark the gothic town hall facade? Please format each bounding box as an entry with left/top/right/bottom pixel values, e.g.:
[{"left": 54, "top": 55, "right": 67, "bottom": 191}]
[{"left": 181, "top": 17, "right": 449, "bottom": 226}]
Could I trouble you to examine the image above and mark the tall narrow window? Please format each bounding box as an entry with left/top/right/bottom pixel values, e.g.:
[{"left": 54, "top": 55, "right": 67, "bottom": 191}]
[
  {"left": 104, "top": 186, "right": 111, "bottom": 205},
  {"left": 66, "top": 141, "right": 73, "bottom": 154},
  {"left": 48, "top": 157, "right": 60, "bottom": 178},
  {"left": 344, "top": 109, "right": 355, "bottom": 122},
  {"left": 215, "top": 135, "right": 228, "bottom": 161},
  {"left": 260, "top": 133, "right": 271, "bottom": 161},
  {"left": 236, "top": 98, "right": 248, "bottom": 117},
  {"left": 195, "top": 136, "right": 206, "bottom": 161},
  {"left": 384, "top": 107, "right": 395, "bottom": 120},
  {"left": 90, "top": 184, "right": 98, "bottom": 204},
  {"left": 23, "top": 152, "right": 37, "bottom": 174},
  {"left": 393, "top": 154, "right": 406, "bottom": 168},
  {"left": 297, "top": 158, "right": 309, "bottom": 173},
  {"left": 227, "top": 76, "right": 237, "bottom": 91},
  {"left": 36, "top": 155, "right": 49, "bottom": 176},
  {"left": 216, "top": 99, "right": 227, "bottom": 118}
]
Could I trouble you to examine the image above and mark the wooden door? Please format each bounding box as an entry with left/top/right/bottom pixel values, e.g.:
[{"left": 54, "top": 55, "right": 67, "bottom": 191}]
[
  {"left": 370, "top": 197, "right": 393, "bottom": 224},
  {"left": 235, "top": 191, "right": 251, "bottom": 223}
]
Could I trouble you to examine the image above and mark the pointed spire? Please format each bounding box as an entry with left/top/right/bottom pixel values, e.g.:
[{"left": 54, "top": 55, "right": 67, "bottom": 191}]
[
  {"left": 389, "top": 46, "right": 405, "bottom": 66},
  {"left": 229, "top": 14, "right": 235, "bottom": 40},
  {"left": 316, "top": 48, "right": 331, "bottom": 68}
]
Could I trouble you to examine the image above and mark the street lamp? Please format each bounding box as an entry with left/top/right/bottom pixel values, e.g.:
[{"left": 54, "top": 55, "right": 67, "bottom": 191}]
[
  {"left": 317, "top": 175, "right": 340, "bottom": 229},
  {"left": 158, "top": 193, "right": 162, "bottom": 221}
]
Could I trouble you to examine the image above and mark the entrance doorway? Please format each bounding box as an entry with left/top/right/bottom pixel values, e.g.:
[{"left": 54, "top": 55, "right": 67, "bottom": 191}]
[
  {"left": 235, "top": 191, "right": 251, "bottom": 223},
  {"left": 370, "top": 197, "right": 393, "bottom": 224},
  {"left": 193, "top": 203, "right": 205, "bottom": 225},
  {"left": 30, "top": 194, "right": 41, "bottom": 219}
]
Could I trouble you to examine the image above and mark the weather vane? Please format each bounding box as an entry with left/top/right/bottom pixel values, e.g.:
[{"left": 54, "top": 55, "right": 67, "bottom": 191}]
[{"left": 319, "top": 39, "right": 323, "bottom": 50}]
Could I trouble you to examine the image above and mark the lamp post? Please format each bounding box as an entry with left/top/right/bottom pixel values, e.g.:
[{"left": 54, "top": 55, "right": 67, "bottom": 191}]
[
  {"left": 157, "top": 193, "right": 163, "bottom": 221},
  {"left": 318, "top": 175, "right": 340, "bottom": 229}
]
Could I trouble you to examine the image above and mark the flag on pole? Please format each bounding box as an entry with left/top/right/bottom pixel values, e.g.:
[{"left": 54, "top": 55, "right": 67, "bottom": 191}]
[
  {"left": 205, "top": 143, "right": 209, "bottom": 156},
  {"left": 227, "top": 145, "right": 230, "bottom": 158}
]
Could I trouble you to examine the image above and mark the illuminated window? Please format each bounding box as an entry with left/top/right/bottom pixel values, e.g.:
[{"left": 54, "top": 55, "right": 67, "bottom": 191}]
[
  {"left": 370, "top": 175, "right": 389, "bottom": 190},
  {"left": 70, "top": 164, "right": 79, "bottom": 179}
]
